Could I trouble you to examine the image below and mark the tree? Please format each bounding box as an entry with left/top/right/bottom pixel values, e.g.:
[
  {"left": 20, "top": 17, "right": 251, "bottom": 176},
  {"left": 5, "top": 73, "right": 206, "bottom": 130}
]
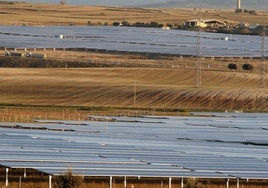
[
  {"left": 235, "top": 9, "right": 242, "bottom": 13},
  {"left": 121, "top": 20, "right": 131, "bottom": 26},
  {"left": 149, "top": 21, "right": 160, "bottom": 28},
  {"left": 166, "top": 23, "right": 174, "bottom": 28},
  {"left": 133, "top": 22, "right": 146, "bottom": 27},
  {"left": 242, "top": 63, "right": 254, "bottom": 71},
  {"left": 228, "top": 63, "right": 237, "bottom": 70},
  {"left": 54, "top": 170, "right": 83, "bottom": 188},
  {"left": 185, "top": 178, "right": 207, "bottom": 188},
  {"left": 112, "top": 22, "right": 121, "bottom": 26},
  {"left": 59, "top": 0, "right": 65, "bottom": 5},
  {"left": 238, "top": 27, "right": 251, "bottom": 35},
  {"left": 249, "top": 10, "right": 257, "bottom": 15}
]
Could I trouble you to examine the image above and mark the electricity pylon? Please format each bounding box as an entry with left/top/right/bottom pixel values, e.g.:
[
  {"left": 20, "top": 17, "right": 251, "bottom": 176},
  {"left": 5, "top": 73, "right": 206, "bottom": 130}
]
[
  {"left": 260, "top": 29, "right": 266, "bottom": 88},
  {"left": 196, "top": 22, "right": 202, "bottom": 88}
]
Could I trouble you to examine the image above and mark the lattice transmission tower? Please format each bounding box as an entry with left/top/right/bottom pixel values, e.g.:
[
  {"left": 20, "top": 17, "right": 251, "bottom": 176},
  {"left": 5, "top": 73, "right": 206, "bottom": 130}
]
[
  {"left": 260, "top": 30, "right": 266, "bottom": 88},
  {"left": 196, "top": 23, "right": 202, "bottom": 88}
]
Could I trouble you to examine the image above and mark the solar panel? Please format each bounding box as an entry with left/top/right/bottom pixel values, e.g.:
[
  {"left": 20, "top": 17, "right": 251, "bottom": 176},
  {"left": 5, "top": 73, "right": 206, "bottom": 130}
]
[
  {"left": 0, "top": 113, "right": 268, "bottom": 179},
  {"left": 0, "top": 26, "right": 267, "bottom": 57}
]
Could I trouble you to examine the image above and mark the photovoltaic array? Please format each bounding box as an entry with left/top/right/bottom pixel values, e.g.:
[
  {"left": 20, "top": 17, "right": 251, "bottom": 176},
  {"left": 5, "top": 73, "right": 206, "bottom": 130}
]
[{"left": 0, "top": 113, "right": 268, "bottom": 179}]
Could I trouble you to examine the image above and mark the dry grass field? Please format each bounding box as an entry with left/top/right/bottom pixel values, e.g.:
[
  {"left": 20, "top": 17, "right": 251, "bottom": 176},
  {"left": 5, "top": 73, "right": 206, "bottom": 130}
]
[
  {"left": 2, "top": 180, "right": 268, "bottom": 188},
  {"left": 0, "top": 2, "right": 268, "bottom": 26},
  {"left": 0, "top": 169, "right": 267, "bottom": 188},
  {"left": 0, "top": 67, "right": 265, "bottom": 111},
  {"left": 0, "top": 49, "right": 267, "bottom": 114}
]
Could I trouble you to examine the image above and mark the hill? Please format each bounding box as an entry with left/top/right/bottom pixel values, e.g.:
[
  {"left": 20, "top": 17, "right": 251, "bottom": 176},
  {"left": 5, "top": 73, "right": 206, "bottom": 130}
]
[
  {"left": 8, "top": 0, "right": 268, "bottom": 10},
  {"left": 0, "top": 2, "right": 267, "bottom": 26},
  {"left": 145, "top": 0, "right": 268, "bottom": 10}
]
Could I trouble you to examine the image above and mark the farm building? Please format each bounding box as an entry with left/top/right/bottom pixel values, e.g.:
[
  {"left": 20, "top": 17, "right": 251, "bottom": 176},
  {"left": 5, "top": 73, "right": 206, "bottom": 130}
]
[{"left": 184, "top": 19, "right": 226, "bottom": 28}]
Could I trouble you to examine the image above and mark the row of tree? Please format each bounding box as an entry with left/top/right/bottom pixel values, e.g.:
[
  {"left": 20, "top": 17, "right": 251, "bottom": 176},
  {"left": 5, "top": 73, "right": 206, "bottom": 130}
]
[
  {"left": 235, "top": 9, "right": 257, "bottom": 15},
  {"left": 113, "top": 21, "right": 171, "bottom": 28},
  {"left": 228, "top": 63, "right": 254, "bottom": 70}
]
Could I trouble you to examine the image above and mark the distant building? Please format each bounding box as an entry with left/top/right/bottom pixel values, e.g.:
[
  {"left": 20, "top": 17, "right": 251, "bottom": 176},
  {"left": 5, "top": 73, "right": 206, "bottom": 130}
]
[
  {"left": 184, "top": 19, "right": 207, "bottom": 28},
  {"left": 162, "top": 26, "right": 170, "bottom": 30},
  {"left": 184, "top": 19, "right": 226, "bottom": 28}
]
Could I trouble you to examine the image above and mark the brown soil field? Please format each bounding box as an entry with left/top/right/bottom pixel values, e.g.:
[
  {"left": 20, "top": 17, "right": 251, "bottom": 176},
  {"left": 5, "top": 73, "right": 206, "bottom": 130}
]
[
  {"left": 0, "top": 49, "right": 267, "bottom": 114},
  {"left": 0, "top": 67, "right": 266, "bottom": 111},
  {"left": 0, "top": 2, "right": 268, "bottom": 26}
]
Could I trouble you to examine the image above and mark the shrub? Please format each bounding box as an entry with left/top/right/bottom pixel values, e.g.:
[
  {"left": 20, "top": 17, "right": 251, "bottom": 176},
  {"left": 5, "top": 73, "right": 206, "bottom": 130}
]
[
  {"left": 185, "top": 178, "right": 207, "bottom": 188},
  {"left": 112, "top": 22, "right": 120, "bottom": 26},
  {"left": 249, "top": 10, "right": 257, "bottom": 15},
  {"left": 235, "top": 9, "right": 242, "bottom": 13},
  {"left": 121, "top": 20, "right": 131, "bottom": 26},
  {"left": 228, "top": 63, "right": 237, "bottom": 70},
  {"left": 242, "top": 63, "right": 254, "bottom": 70},
  {"left": 133, "top": 22, "right": 146, "bottom": 27},
  {"left": 166, "top": 23, "right": 174, "bottom": 28},
  {"left": 54, "top": 170, "right": 83, "bottom": 188},
  {"left": 238, "top": 27, "right": 251, "bottom": 34}
]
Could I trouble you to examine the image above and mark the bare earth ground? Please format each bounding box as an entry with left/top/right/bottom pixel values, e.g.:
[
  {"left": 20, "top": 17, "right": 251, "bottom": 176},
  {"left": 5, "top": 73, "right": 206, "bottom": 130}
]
[
  {"left": 0, "top": 2, "right": 267, "bottom": 118},
  {"left": 0, "top": 2, "right": 268, "bottom": 26},
  {"left": 0, "top": 67, "right": 266, "bottom": 110}
]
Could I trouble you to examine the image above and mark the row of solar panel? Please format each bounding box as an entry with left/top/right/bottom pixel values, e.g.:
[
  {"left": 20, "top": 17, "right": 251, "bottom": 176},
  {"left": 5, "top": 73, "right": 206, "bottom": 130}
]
[
  {"left": 0, "top": 113, "right": 267, "bottom": 179},
  {"left": 0, "top": 26, "right": 266, "bottom": 57}
]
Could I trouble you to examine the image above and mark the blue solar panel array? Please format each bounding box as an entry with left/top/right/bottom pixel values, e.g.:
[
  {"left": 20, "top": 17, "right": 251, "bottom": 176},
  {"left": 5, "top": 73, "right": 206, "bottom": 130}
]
[
  {"left": 0, "top": 26, "right": 267, "bottom": 57},
  {"left": 0, "top": 113, "right": 268, "bottom": 179}
]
